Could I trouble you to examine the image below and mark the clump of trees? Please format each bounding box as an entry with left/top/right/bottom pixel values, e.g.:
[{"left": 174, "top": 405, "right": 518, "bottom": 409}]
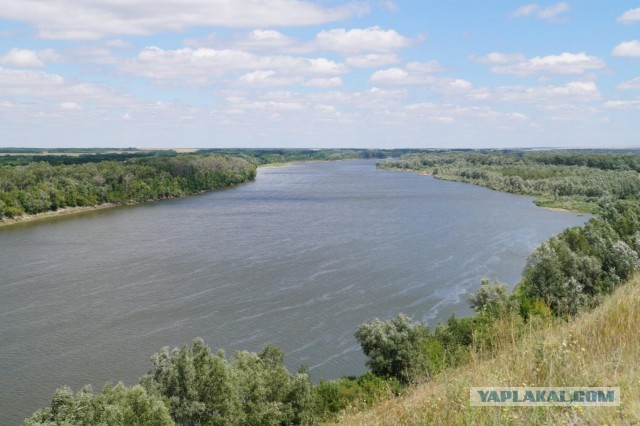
[
  {"left": 354, "top": 313, "right": 477, "bottom": 384},
  {"left": 24, "top": 383, "right": 174, "bottom": 426},
  {"left": 0, "top": 154, "right": 256, "bottom": 220},
  {"left": 518, "top": 201, "right": 640, "bottom": 316},
  {"left": 27, "top": 339, "right": 315, "bottom": 426}
]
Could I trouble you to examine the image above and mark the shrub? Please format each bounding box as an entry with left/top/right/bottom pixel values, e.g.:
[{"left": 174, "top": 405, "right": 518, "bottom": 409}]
[{"left": 355, "top": 314, "right": 430, "bottom": 383}]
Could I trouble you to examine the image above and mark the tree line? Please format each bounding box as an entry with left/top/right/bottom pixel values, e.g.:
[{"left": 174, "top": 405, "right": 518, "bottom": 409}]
[
  {"left": 0, "top": 155, "right": 256, "bottom": 220},
  {"left": 379, "top": 150, "right": 640, "bottom": 213}
]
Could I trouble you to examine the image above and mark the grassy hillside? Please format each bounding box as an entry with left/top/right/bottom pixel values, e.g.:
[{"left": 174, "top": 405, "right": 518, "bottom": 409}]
[{"left": 337, "top": 276, "right": 640, "bottom": 425}]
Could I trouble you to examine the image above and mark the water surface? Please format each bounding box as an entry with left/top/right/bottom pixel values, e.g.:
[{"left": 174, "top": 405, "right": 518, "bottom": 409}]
[{"left": 0, "top": 160, "right": 588, "bottom": 424}]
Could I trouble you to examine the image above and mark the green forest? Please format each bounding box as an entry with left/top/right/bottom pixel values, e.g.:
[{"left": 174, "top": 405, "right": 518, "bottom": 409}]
[
  {"left": 379, "top": 150, "right": 640, "bottom": 213},
  {"left": 16, "top": 149, "right": 640, "bottom": 424},
  {"left": 0, "top": 154, "right": 256, "bottom": 220},
  {"left": 0, "top": 148, "right": 429, "bottom": 222}
]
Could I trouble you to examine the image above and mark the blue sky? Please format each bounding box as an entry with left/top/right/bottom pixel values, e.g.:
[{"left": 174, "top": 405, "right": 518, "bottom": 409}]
[{"left": 0, "top": 1, "right": 639, "bottom": 149}]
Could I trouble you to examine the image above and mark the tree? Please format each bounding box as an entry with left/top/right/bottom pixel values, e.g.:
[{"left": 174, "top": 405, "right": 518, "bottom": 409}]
[
  {"left": 24, "top": 383, "right": 173, "bottom": 426},
  {"left": 467, "top": 278, "right": 516, "bottom": 317},
  {"left": 354, "top": 314, "right": 429, "bottom": 383}
]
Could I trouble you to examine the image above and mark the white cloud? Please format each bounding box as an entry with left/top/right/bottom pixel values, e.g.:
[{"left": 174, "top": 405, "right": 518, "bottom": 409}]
[
  {"left": 492, "top": 81, "right": 601, "bottom": 103},
  {"left": 618, "top": 8, "right": 640, "bottom": 24},
  {"left": 510, "top": 4, "right": 540, "bottom": 17},
  {"left": 604, "top": 98, "right": 640, "bottom": 109},
  {"left": 0, "top": 67, "right": 136, "bottom": 111},
  {"left": 0, "top": 48, "right": 60, "bottom": 67},
  {"left": 225, "top": 97, "right": 306, "bottom": 111},
  {"left": 120, "top": 47, "right": 347, "bottom": 86},
  {"left": 370, "top": 61, "right": 445, "bottom": 85},
  {"left": 345, "top": 53, "right": 399, "bottom": 68},
  {"left": 236, "top": 70, "right": 303, "bottom": 87},
  {"left": 538, "top": 2, "right": 570, "bottom": 19},
  {"left": 303, "top": 77, "right": 343, "bottom": 88},
  {"left": 612, "top": 40, "right": 640, "bottom": 57},
  {"left": 617, "top": 77, "right": 640, "bottom": 89},
  {"left": 469, "top": 52, "right": 526, "bottom": 64},
  {"left": 0, "top": 0, "right": 367, "bottom": 40},
  {"left": 315, "top": 27, "right": 412, "bottom": 53},
  {"left": 510, "top": 2, "right": 570, "bottom": 21},
  {"left": 59, "top": 101, "right": 83, "bottom": 111},
  {"left": 187, "top": 26, "right": 414, "bottom": 57},
  {"left": 370, "top": 67, "right": 409, "bottom": 83},
  {"left": 490, "top": 52, "right": 605, "bottom": 76},
  {"left": 379, "top": 0, "right": 398, "bottom": 11},
  {"left": 231, "top": 30, "right": 305, "bottom": 52}
]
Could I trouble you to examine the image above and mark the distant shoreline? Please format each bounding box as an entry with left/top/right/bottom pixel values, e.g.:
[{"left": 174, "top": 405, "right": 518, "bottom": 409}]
[
  {"left": 0, "top": 161, "right": 320, "bottom": 229},
  {"left": 0, "top": 203, "right": 121, "bottom": 228}
]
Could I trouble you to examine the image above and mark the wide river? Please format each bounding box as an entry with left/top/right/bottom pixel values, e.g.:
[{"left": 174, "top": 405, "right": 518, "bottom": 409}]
[{"left": 0, "top": 160, "right": 588, "bottom": 424}]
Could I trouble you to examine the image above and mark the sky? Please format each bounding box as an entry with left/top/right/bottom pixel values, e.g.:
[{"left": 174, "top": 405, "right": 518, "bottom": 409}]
[{"left": 0, "top": 1, "right": 639, "bottom": 149}]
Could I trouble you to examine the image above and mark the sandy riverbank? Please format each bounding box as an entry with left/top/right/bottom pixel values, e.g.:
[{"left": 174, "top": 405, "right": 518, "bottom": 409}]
[{"left": 0, "top": 203, "right": 120, "bottom": 228}]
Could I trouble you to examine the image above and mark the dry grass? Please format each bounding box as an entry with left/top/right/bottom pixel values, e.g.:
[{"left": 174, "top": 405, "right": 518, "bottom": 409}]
[{"left": 336, "top": 277, "right": 640, "bottom": 425}]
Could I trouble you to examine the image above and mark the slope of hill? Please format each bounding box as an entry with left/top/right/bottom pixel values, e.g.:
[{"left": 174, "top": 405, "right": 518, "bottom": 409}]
[{"left": 337, "top": 276, "right": 640, "bottom": 425}]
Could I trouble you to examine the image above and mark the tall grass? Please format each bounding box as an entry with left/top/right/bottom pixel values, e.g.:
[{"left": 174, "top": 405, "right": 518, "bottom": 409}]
[{"left": 336, "top": 276, "right": 640, "bottom": 425}]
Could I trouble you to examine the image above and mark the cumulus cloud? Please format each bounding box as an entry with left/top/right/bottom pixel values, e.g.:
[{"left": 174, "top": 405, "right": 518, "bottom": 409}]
[
  {"left": 119, "top": 46, "right": 348, "bottom": 86},
  {"left": 345, "top": 53, "right": 400, "bottom": 68},
  {"left": 469, "top": 52, "right": 526, "bottom": 64},
  {"left": 612, "top": 40, "right": 640, "bottom": 57},
  {"left": 492, "top": 81, "right": 601, "bottom": 103},
  {"left": 0, "top": 48, "right": 60, "bottom": 67},
  {"left": 370, "top": 61, "right": 445, "bottom": 84},
  {"left": 303, "top": 77, "right": 343, "bottom": 88},
  {"left": 618, "top": 8, "right": 640, "bottom": 24},
  {"left": 0, "top": 67, "right": 141, "bottom": 114},
  {"left": 236, "top": 70, "right": 303, "bottom": 87},
  {"left": 314, "top": 27, "right": 413, "bottom": 53},
  {"left": 186, "top": 26, "right": 414, "bottom": 56},
  {"left": 510, "top": 2, "right": 570, "bottom": 21},
  {"left": 0, "top": 0, "right": 367, "bottom": 40},
  {"left": 489, "top": 52, "right": 605, "bottom": 76}
]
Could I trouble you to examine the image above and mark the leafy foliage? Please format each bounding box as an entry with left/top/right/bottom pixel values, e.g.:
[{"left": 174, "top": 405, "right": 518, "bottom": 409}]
[
  {"left": 355, "top": 313, "right": 476, "bottom": 384},
  {"left": 140, "top": 338, "right": 314, "bottom": 426},
  {"left": 0, "top": 154, "right": 256, "bottom": 219},
  {"left": 380, "top": 150, "right": 640, "bottom": 213},
  {"left": 24, "top": 383, "right": 173, "bottom": 426}
]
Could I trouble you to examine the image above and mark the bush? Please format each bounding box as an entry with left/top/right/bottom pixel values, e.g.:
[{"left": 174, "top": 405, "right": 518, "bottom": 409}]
[
  {"left": 141, "top": 338, "right": 314, "bottom": 425},
  {"left": 468, "top": 278, "right": 517, "bottom": 317},
  {"left": 355, "top": 314, "right": 430, "bottom": 383},
  {"left": 24, "top": 383, "right": 173, "bottom": 426}
]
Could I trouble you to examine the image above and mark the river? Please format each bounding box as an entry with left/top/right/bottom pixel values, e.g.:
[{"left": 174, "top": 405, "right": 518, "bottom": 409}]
[{"left": 0, "top": 160, "right": 589, "bottom": 424}]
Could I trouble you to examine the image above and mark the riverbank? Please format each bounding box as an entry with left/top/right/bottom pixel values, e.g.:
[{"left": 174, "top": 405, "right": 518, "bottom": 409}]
[
  {"left": 0, "top": 154, "right": 257, "bottom": 228},
  {"left": 0, "top": 203, "right": 120, "bottom": 228},
  {"left": 376, "top": 151, "right": 622, "bottom": 215},
  {"left": 392, "top": 168, "right": 588, "bottom": 214},
  {"left": 0, "top": 162, "right": 322, "bottom": 228}
]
